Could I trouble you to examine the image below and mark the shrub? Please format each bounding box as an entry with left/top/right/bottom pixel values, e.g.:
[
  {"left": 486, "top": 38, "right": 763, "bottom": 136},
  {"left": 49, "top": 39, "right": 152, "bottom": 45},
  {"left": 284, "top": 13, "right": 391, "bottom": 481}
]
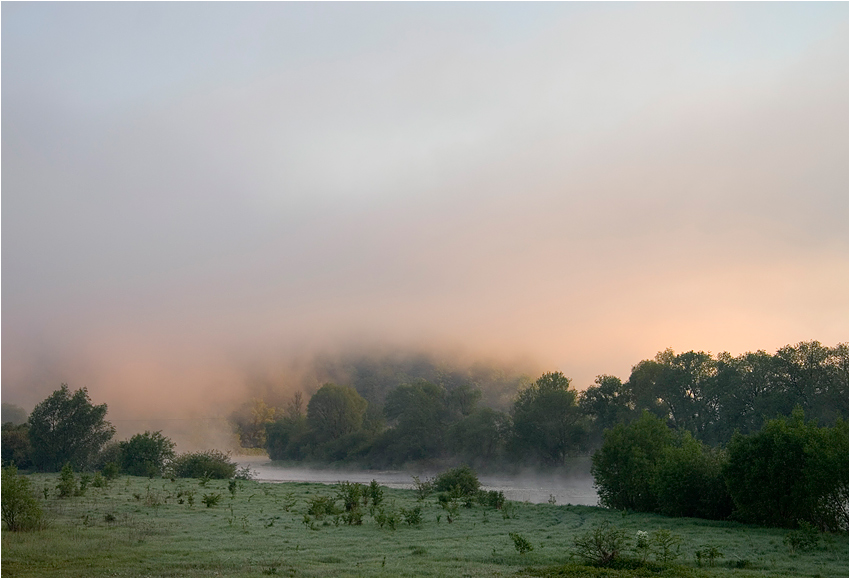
[
  {"left": 56, "top": 463, "right": 76, "bottom": 498},
  {"left": 306, "top": 495, "right": 340, "bottom": 519},
  {"left": 1, "top": 466, "right": 46, "bottom": 531},
  {"left": 202, "top": 493, "right": 221, "bottom": 508},
  {"left": 335, "top": 481, "right": 363, "bottom": 512},
  {"left": 411, "top": 475, "right": 433, "bottom": 501},
  {"left": 433, "top": 465, "right": 480, "bottom": 497},
  {"left": 510, "top": 532, "right": 534, "bottom": 554},
  {"left": 170, "top": 450, "right": 237, "bottom": 479},
  {"left": 724, "top": 408, "right": 848, "bottom": 530},
  {"left": 591, "top": 412, "right": 672, "bottom": 512},
  {"left": 367, "top": 479, "right": 383, "bottom": 507},
  {"left": 572, "top": 521, "right": 626, "bottom": 566},
  {"left": 783, "top": 521, "right": 821, "bottom": 553},
  {"left": 119, "top": 431, "right": 175, "bottom": 477},
  {"left": 651, "top": 529, "right": 681, "bottom": 564},
  {"left": 694, "top": 545, "right": 723, "bottom": 567},
  {"left": 401, "top": 504, "right": 422, "bottom": 526},
  {"left": 477, "top": 489, "right": 506, "bottom": 509},
  {"left": 101, "top": 461, "right": 120, "bottom": 480}
]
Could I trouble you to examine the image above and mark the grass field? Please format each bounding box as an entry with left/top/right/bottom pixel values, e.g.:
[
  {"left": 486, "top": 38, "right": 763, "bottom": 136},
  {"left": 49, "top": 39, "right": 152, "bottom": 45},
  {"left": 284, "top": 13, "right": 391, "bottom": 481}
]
[{"left": 2, "top": 473, "right": 847, "bottom": 577}]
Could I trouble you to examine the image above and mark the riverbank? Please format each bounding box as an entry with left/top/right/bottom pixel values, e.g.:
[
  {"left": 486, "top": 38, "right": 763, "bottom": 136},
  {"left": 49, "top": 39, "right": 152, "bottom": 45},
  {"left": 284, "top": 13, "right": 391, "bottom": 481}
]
[{"left": 3, "top": 473, "right": 846, "bottom": 577}]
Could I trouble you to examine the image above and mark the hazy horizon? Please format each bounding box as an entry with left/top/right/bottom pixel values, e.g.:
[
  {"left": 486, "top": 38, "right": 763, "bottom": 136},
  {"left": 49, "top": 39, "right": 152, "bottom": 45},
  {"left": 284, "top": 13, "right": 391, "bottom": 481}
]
[{"left": 3, "top": 3, "right": 847, "bottom": 433}]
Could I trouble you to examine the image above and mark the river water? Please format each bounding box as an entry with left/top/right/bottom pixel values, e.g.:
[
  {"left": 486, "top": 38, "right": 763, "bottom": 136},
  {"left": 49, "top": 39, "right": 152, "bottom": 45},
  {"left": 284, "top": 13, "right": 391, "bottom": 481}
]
[{"left": 235, "top": 457, "right": 599, "bottom": 506}]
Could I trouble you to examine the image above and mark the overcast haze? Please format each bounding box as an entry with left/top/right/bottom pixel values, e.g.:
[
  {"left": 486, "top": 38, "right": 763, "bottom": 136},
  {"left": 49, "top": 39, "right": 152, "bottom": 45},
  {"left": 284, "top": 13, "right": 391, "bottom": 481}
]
[{"left": 3, "top": 3, "right": 848, "bottom": 428}]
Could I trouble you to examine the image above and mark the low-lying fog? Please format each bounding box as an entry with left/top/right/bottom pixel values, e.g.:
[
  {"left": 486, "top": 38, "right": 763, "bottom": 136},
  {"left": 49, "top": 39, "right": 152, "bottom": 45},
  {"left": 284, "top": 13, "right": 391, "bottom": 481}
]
[{"left": 236, "top": 456, "right": 598, "bottom": 506}]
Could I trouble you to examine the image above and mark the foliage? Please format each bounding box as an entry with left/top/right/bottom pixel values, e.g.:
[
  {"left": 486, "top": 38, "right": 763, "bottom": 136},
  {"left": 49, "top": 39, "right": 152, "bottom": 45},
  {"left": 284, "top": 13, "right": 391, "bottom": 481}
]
[
  {"left": 378, "top": 381, "right": 450, "bottom": 463},
  {"left": 335, "top": 481, "right": 363, "bottom": 512},
  {"left": 571, "top": 521, "right": 626, "bottom": 566},
  {"left": 169, "top": 450, "right": 237, "bottom": 479},
  {"left": 782, "top": 521, "right": 821, "bottom": 553},
  {"left": 401, "top": 504, "right": 423, "bottom": 526},
  {"left": 102, "top": 461, "right": 120, "bottom": 480},
  {"left": 1, "top": 466, "right": 45, "bottom": 531},
  {"left": 653, "top": 431, "right": 732, "bottom": 520},
  {"left": 509, "top": 531, "right": 534, "bottom": 554},
  {"left": 56, "top": 463, "right": 77, "bottom": 498},
  {"left": 264, "top": 414, "right": 309, "bottom": 461},
  {"left": 306, "top": 495, "right": 340, "bottom": 519},
  {"left": 411, "top": 475, "right": 433, "bottom": 500},
  {"left": 512, "top": 372, "right": 587, "bottom": 465},
  {"left": 119, "top": 430, "right": 176, "bottom": 477},
  {"left": 28, "top": 384, "right": 115, "bottom": 471},
  {"left": 367, "top": 479, "right": 384, "bottom": 507},
  {"left": 694, "top": 545, "right": 723, "bottom": 567},
  {"left": 307, "top": 383, "right": 368, "bottom": 442},
  {"left": 591, "top": 411, "right": 672, "bottom": 512},
  {"left": 229, "top": 398, "right": 279, "bottom": 448},
  {"left": 723, "top": 407, "right": 848, "bottom": 530},
  {"left": 1, "top": 422, "right": 33, "bottom": 469},
  {"left": 477, "top": 489, "right": 506, "bottom": 509},
  {"left": 433, "top": 464, "right": 480, "bottom": 497},
  {"left": 651, "top": 529, "right": 682, "bottom": 564},
  {"left": 201, "top": 493, "right": 222, "bottom": 508}
]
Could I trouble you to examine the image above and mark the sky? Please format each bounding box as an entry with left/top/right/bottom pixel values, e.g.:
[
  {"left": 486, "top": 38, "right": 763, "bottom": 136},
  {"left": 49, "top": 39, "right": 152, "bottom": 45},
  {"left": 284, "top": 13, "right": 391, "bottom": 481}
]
[{"left": 2, "top": 2, "right": 848, "bottom": 429}]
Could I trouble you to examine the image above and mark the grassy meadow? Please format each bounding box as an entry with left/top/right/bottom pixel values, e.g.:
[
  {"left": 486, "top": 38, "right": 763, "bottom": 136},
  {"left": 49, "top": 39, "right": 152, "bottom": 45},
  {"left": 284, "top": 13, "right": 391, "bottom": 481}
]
[{"left": 2, "top": 473, "right": 847, "bottom": 577}]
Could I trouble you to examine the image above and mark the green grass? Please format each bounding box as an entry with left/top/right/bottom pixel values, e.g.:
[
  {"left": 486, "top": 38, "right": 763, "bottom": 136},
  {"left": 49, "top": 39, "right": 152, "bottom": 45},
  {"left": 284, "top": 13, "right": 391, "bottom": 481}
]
[{"left": 2, "top": 473, "right": 847, "bottom": 577}]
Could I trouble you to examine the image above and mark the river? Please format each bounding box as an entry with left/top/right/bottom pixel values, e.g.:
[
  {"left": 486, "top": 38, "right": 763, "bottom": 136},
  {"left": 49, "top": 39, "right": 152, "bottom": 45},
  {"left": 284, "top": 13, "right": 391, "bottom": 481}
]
[{"left": 235, "top": 457, "right": 599, "bottom": 506}]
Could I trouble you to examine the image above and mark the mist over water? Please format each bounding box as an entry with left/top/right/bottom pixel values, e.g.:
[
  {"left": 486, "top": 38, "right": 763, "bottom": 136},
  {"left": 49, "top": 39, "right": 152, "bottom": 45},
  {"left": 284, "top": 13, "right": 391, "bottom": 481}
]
[
  {"left": 238, "top": 456, "right": 598, "bottom": 506},
  {"left": 2, "top": 3, "right": 847, "bottom": 437}
]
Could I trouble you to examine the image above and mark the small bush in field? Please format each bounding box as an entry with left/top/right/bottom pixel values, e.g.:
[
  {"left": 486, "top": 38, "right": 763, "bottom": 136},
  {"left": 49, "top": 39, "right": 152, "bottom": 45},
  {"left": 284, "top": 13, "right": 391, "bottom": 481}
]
[
  {"left": 367, "top": 479, "right": 383, "bottom": 507},
  {"left": 572, "top": 521, "right": 626, "bottom": 566},
  {"left": 433, "top": 465, "right": 480, "bottom": 497},
  {"left": 401, "top": 504, "right": 422, "bottom": 526},
  {"left": 335, "top": 481, "right": 362, "bottom": 512},
  {"left": 2, "top": 466, "right": 46, "bottom": 531},
  {"left": 56, "top": 463, "right": 77, "bottom": 498},
  {"left": 202, "top": 493, "right": 222, "bottom": 508},
  {"left": 783, "top": 521, "right": 821, "bottom": 553},
  {"left": 91, "top": 472, "right": 107, "bottom": 488},
  {"left": 694, "top": 545, "right": 724, "bottom": 567},
  {"left": 306, "top": 495, "right": 340, "bottom": 519},
  {"left": 412, "top": 475, "right": 433, "bottom": 501},
  {"left": 477, "top": 489, "right": 505, "bottom": 509},
  {"left": 510, "top": 532, "right": 534, "bottom": 554},
  {"left": 101, "top": 462, "right": 120, "bottom": 480},
  {"left": 651, "top": 529, "right": 682, "bottom": 563},
  {"left": 170, "top": 450, "right": 236, "bottom": 479}
]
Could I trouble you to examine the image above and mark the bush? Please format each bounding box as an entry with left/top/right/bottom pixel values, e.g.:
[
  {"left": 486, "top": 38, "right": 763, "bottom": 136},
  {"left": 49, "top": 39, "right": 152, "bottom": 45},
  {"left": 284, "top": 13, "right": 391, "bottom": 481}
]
[
  {"left": 1, "top": 466, "right": 46, "bottom": 531},
  {"left": 724, "top": 408, "right": 848, "bottom": 530},
  {"left": 591, "top": 412, "right": 672, "bottom": 512},
  {"left": 572, "top": 521, "right": 626, "bottom": 566},
  {"left": 201, "top": 493, "right": 221, "bottom": 508},
  {"left": 56, "top": 463, "right": 76, "bottom": 498},
  {"left": 169, "top": 450, "right": 237, "bottom": 479},
  {"left": 119, "top": 431, "right": 175, "bottom": 477},
  {"left": 477, "top": 489, "right": 506, "bottom": 509},
  {"left": 335, "top": 481, "right": 363, "bottom": 512},
  {"left": 1, "top": 423, "right": 33, "bottom": 469},
  {"left": 510, "top": 532, "right": 534, "bottom": 554},
  {"left": 433, "top": 465, "right": 480, "bottom": 497},
  {"left": 366, "top": 479, "right": 383, "bottom": 507},
  {"left": 783, "top": 521, "right": 821, "bottom": 553},
  {"left": 306, "top": 495, "right": 340, "bottom": 519}
]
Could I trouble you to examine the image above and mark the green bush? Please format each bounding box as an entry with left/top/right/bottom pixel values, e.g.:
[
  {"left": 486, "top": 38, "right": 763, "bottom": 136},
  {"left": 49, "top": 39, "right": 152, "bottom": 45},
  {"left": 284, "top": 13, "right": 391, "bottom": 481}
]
[
  {"left": 591, "top": 412, "right": 672, "bottom": 512},
  {"left": 201, "top": 493, "right": 221, "bottom": 508},
  {"left": 306, "top": 495, "right": 340, "bottom": 519},
  {"left": 724, "top": 408, "right": 848, "bottom": 530},
  {"left": 572, "top": 521, "right": 626, "bottom": 566},
  {"left": 509, "top": 532, "right": 534, "bottom": 554},
  {"left": 783, "top": 521, "right": 821, "bottom": 553},
  {"left": 433, "top": 465, "right": 480, "bottom": 497},
  {"left": 169, "top": 450, "right": 236, "bottom": 479},
  {"left": 119, "top": 431, "right": 175, "bottom": 477},
  {"left": 56, "top": 463, "right": 76, "bottom": 498},
  {"left": 1, "top": 466, "right": 46, "bottom": 531}
]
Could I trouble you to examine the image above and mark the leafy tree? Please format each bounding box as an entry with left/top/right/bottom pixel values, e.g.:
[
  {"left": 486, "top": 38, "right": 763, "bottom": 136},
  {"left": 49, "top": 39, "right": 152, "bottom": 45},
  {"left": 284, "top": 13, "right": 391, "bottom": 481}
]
[
  {"left": 375, "top": 380, "right": 450, "bottom": 463},
  {"left": 591, "top": 411, "right": 672, "bottom": 512},
  {"left": 448, "top": 407, "right": 510, "bottom": 465},
  {"left": 433, "top": 465, "right": 480, "bottom": 497},
  {"left": 307, "top": 383, "right": 368, "bottom": 442},
  {"left": 1, "top": 423, "right": 33, "bottom": 469},
  {"left": 511, "top": 372, "right": 587, "bottom": 465},
  {"left": 1, "top": 466, "right": 45, "bottom": 531},
  {"left": 653, "top": 431, "right": 732, "bottom": 520},
  {"left": 28, "top": 384, "right": 115, "bottom": 471},
  {"left": 723, "top": 407, "right": 848, "bottom": 530},
  {"left": 169, "top": 450, "right": 236, "bottom": 479},
  {"left": 579, "top": 375, "right": 635, "bottom": 447},
  {"left": 229, "top": 398, "right": 280, "bottom": 448},
  {"left": 119, "top": 430, "right": 176, "bottom": 477}
]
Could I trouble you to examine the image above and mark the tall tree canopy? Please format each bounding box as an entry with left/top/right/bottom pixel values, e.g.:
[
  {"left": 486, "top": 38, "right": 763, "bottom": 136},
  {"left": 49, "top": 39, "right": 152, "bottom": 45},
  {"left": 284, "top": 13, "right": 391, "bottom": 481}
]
[
  {"left": 511, "top": 371, "right": 587, "bottom": 465},
  {"left": 306, "top": 383, "right": 368, "bottom": 442},
  {"left": 28, "top": 384, "right": 115, "bottom": 471}
]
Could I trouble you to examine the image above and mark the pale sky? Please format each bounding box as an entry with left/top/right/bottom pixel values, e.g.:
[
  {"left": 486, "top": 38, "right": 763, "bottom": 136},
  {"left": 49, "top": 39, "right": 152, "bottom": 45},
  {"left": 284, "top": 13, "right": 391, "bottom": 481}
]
[{"left": 3, "top": 2, "right": 847, "bottom": 422}]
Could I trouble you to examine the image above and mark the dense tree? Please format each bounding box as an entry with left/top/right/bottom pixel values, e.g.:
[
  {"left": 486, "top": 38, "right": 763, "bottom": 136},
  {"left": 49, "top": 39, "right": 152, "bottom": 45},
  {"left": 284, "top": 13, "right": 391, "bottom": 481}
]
[
  {"left": 591, "top": 411, "right": 673, "bottom": 512},
  {"left": 119, "top": 430, "right": 176, "bottom": 477},
  {"left": 511, "top": 372, "right": 587, "bottom": 465},
  {"left": 448, "top": 407, "right": 511, "bottom": 466},
  {"left": 724, "top": 407, "right": 848, "bottom": 530},
  {"left": 229, "top": 398, "right": 280, "bottom": 448},
  {"left": 307, "top": 384, "right": 368, "bottom": 442},
  {"left": 1, "top": 423, "right": 33, "bottom": 469},
  {"left": 375, "top": 380, "right": 450, "bottom": 464},
  {"left": 580, "top": 375, "right": 635, "bottom": 447},
  {"left": 28, "top": 384, "right": 115, "bottom": 471}
]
